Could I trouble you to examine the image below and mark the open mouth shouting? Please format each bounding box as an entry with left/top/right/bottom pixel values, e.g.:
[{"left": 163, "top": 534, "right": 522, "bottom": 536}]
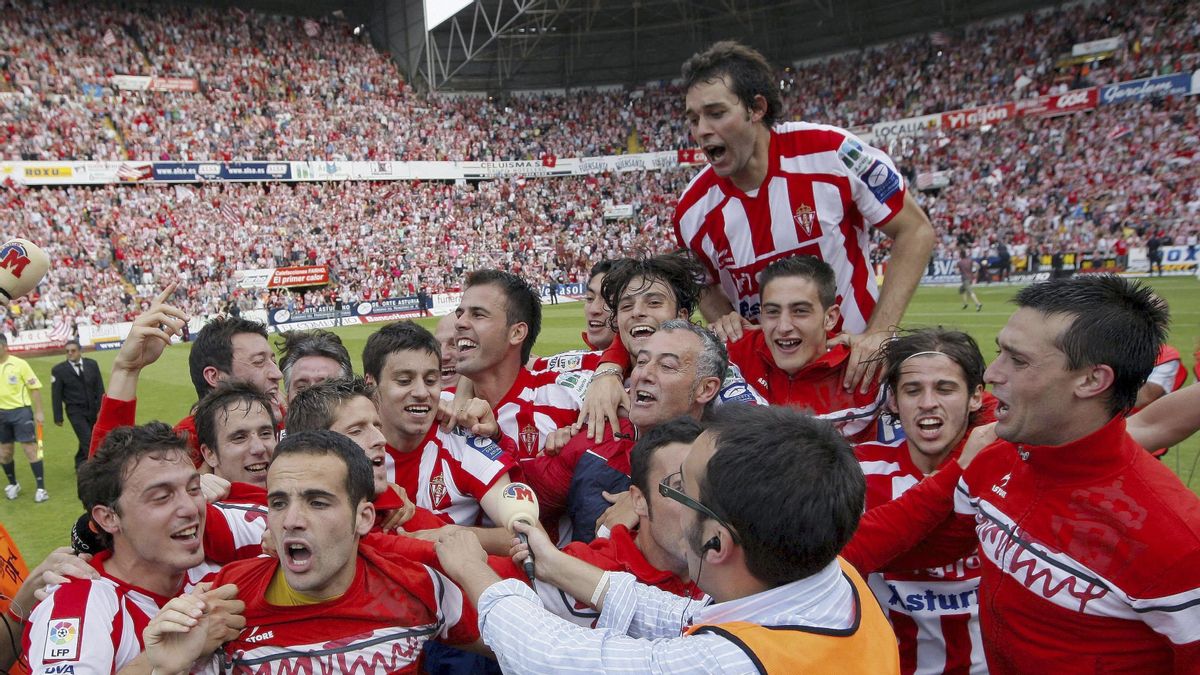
[
  {"left": 704, "top": 143, "right": 727, "bottom": 166},
  {"left": 632, "top": 388, "right": 657, "bottom": 406},
  {"left": 914, "top": 415, "right": 945, "bottom": 440},
  {"left": 440, "top": 363, "right": 457, "bottom": 380},
  {"left": 283, "top": 539, "right": 314, "bottom": 573},
  {"left": 244, "top": 461, "right": 269, "bottom": 482}
]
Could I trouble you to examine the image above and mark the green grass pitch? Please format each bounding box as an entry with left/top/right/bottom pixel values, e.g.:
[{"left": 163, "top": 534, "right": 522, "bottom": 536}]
[{"left": 3, "top": 276, "right": 1198, "bottom": 565}]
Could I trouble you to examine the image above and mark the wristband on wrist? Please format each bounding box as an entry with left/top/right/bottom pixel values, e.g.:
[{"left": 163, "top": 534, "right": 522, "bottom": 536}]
[{"left": 590, "top": 571, "right": 612, "bottom": 607}]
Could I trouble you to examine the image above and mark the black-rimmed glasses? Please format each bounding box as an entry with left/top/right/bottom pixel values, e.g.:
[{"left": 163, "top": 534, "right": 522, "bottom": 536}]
[{"left": 658, "top": 470, "right": 738, "bottom": 542}]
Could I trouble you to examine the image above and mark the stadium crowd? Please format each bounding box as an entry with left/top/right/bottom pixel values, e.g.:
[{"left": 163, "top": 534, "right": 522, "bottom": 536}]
[
  {"left": 3, "top": 170, "right": 686, "bottom": 330},
  {"left": 2, "top": 0, "right": 1198, "bottom": 162}
]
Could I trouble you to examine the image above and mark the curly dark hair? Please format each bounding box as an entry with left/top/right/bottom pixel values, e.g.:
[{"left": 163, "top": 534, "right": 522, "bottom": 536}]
[{"left": 601, "top": 251, "right": 707, "bottom": 333}]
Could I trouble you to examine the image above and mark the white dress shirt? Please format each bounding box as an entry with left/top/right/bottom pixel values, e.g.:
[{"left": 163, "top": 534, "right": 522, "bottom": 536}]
[{"left": 476, "top": 558, "right": 855, "bottom": 674}]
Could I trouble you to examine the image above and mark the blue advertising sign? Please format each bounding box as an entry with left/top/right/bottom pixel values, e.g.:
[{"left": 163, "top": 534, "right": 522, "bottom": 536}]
[
  {"left": 1099, "top": 73, "right": 1192, "bottom": 105},
  {"left": 152, "top": 162, "right": 293, "bottom": 182}
]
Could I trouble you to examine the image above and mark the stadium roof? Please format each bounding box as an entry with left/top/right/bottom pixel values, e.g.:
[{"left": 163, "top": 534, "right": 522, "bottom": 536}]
[{"left": 176, "top": 0, "right": 1067, "bottom": 92}]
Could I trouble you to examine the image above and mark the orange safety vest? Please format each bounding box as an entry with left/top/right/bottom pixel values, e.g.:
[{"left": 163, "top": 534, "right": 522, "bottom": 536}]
[
  {"left": 0, "top": 523, "right": 30, "bottom": 675},
  {"left": 685, "top": 558, "right": 899, "bottom": 674}
]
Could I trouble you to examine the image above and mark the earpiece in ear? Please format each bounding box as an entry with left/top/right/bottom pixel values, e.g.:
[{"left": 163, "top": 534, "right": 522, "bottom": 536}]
[{"left": 702, "top": 535, "right": 721, "bottom": 553}]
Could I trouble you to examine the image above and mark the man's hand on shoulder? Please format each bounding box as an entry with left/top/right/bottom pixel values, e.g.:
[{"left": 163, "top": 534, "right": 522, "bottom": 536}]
[
  {"left": 830, "top": 329, "right": 890, "bottom": 394},
  {"left": 707, "top": 311, "right": 757, "bottom": 343}
]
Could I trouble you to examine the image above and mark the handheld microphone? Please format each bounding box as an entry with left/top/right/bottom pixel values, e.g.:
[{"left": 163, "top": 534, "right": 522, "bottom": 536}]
[
  {"left": 0, "top": 239, "right": 50, "bottom": 301},
  {"left": 71, "top": 512, "right": 105, "bottom": 555},
  {"left": 497, "top": 482, "right": 540, "bottom": 580}
]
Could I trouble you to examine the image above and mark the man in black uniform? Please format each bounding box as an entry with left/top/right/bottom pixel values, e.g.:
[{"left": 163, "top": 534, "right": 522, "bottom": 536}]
[{"left": 51, "top": 339, "right": 105, "bottom": 469}]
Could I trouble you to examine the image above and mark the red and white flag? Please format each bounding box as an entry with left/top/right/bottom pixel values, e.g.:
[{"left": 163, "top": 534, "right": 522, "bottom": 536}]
[
  {"left": 1107, "top": 125, "right": 1132, "bottom": 141},
  {"left": 930, "top": 31, "right": 950, "bottom": 46},
  {"left": 302, "top": 19, "right": 321, "bottom": 37},
  {"left": 49, "top": 318, "right": 73, "bottom": 342},
  {"left": 642, "top": 215, "right": 658, "bottom": 233},
  {"left": 102, "top": 29, "right": 117, "bottom": 47},
  {"left": 219, "top": 202, "right": 243, "bottom": 226},
  {"left": 116, "top": 163, "right": 152, "bottom": 181}
]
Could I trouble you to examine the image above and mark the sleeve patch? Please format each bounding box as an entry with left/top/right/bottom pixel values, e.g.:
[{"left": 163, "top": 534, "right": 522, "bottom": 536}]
[
  {"left": 43, "top": 617, "right": 80, "bottom": 661},
  {"left": 864, "top": 161, "right": 901, "bottom": 202},
  {"left": 467, "top": 435, "right": 504, "bottom": 461},
  {"left": 837, "top": 137, "right": 874, "bottom": 175}
]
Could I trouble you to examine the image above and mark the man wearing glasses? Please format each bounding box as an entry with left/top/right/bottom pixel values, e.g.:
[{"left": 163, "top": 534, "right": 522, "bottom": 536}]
[{"left": 434, "top": 404, "right": 901, "bottom": 673}]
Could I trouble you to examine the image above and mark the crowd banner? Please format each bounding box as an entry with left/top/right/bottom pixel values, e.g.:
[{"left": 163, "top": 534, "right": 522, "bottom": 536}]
[
  {"left": 234, "top": 266, "right": 329, "bottom": 289},
  {"left": 268, "top": 296, "right": 427, "bottom": 328},
  {"left": 1072, "top": 37, "right": 1122, "bottom": 57},
  {"left": 3, "top": 70, "right": 1198, "bottom": 188},
  {"left": 0, "top": 328, "right": 68, "bottom": 353},
  {"left": 1013, "top": 87, "right": 1098, "bottom": 118},
  {"left": 915, "top": 171, "right": 951, "bottom": 191},
  {"left": 870, "top": 113, "right": 942, "bottom": 143},
  {"left": 268, "top": 266, "right": 329, "bottom": 288},
  {"left": 351, "top": 296, "right": 424, "bottom": 323},
  {"left": 109, "top": 75, "right": 199, "bottom": 92}
]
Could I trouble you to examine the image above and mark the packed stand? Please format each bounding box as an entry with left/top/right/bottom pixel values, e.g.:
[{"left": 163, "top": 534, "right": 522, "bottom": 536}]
[
  {"left": 2, "top": 0, "right": 1199, "bottom": 161},
  {"left": 1, "top": 170, "right": 686, "bottom": 332}
]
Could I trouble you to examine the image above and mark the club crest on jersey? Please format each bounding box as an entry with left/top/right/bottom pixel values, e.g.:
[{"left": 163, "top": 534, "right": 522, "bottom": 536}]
[
  {"left": 519, "top": 424, "right": 540, "bottom": 457},
  {"left": 428, "top": 474, "right": 448, "bottom": 510},
  {"left": 793, "top": 204, "right": 816, "bottom": 236}
]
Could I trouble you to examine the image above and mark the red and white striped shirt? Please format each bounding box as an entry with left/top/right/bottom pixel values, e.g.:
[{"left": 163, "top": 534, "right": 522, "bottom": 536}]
[
  {"left": 856, "top": 439, "right": 986, "bottom": 675},
  {"left": 675, "top": 122, "right": 906, "bottom": 333},
  {"left": 385, "top": 425, "right": 516, "bottom": 526},
  {"left": 492, "top": 368, "right": 582, "bottom": 462},
  {"left": 203, "top": 482, "right": 269, "bottom": 564},
  {"left": 23, "top": 551, "right": 209, "bottom": 673}
]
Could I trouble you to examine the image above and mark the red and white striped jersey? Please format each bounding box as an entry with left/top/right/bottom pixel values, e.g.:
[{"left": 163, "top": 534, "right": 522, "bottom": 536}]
[
  {"left": 23, "top": 550, "right": 202, "bottom": 673},
  {"left": 856, "top": 439, "right": 986, "bottom": 675},
  {"left": 1146, "top": 344, "right": 1186, "bottom": 394},
  {"left": 385, "top": 425, "right": 516, "bottom": 526},
  {"left": 493, "top": 368, "right": 582, "bottom": 462},
  {"left": 212, "top": 542, "right": 478, "bottom": 673},
  {"left": 675, "top": 122, "right": 907, "bottom": 333},
  {"left": 530, "top": 348, "right": 605, "bottom": 375},
  {"left": 203, "top": 482, "right": 269, "bottom": 564}
]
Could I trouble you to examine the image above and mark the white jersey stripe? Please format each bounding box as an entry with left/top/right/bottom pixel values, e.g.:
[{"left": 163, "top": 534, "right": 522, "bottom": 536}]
[
  {"left": 767, "top": 176, "right": 800, "bottom": 254},
  {"left": 721, "top": 199, "right": 755, "bottom": 268}
]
